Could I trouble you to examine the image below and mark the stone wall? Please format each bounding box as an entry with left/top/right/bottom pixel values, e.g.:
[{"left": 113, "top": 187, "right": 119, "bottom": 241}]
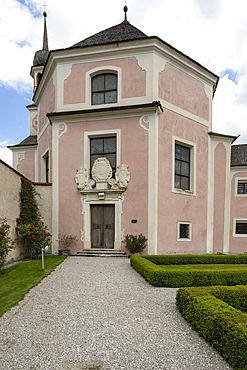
[{"left": 0, "top": 160, "right": 53, "bottom": 264}]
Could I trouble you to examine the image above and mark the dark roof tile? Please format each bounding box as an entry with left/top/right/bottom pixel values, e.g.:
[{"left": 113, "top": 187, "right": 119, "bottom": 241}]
[
  {"left": 70, "top": 20, "right": 147, "bottom": 48},
  {"left": 231, "top": 144, "right": 247, "bottom": 166},
  {"left": 8, "top": 135, "right": 37, "bottom": 148}
]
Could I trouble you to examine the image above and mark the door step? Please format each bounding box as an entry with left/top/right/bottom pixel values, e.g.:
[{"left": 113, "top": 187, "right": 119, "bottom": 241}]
[{"left": 74, "top": 249, "right": 128, "bottom": 257}]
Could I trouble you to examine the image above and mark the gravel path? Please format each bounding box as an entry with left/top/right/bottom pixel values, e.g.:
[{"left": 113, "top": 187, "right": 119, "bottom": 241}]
[{"left": 0, "top": 257, "right": 233, "bottom": 370}]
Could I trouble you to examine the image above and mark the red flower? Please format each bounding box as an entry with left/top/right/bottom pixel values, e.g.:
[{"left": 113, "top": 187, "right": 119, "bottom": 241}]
[
  {"left": 15, "top": 227, "right": 19, "bottom": 232},
  {"left": 42, "top": 222, "right": 44, "bottom": 225}
]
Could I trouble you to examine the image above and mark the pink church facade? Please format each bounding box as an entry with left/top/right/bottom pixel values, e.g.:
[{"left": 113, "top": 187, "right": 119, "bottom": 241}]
[{"left": 9, "top": 14, "right": 247, "bottom": 256}]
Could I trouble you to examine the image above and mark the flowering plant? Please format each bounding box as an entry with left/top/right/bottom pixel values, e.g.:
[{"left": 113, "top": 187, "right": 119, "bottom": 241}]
[
  {"left": 16, "top": 217, "right": 52, "bottom": 259},
  {"left": 0, "top": 218, "right": 15, "bottom": 269}
]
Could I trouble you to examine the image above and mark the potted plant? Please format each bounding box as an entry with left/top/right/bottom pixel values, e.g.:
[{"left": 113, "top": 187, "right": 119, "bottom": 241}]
[
  {"left": 123, "top": 233, "right": 147, "bottom": 256},
  {"left": 57, "top": 234, "right": 78, "bottom": 255}
]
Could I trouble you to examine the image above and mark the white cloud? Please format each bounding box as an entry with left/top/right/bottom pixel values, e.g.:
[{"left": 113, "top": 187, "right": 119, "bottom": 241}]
[
  {"left": 1, "top": 0, "right": 247, "bottom": 143},
  {"left": 0, "top": 143, "right": 13, "bottom": 166}
]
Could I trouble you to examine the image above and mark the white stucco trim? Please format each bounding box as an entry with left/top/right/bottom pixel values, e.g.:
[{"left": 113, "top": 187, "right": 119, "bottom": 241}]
[
  {"left": 223, "top": 142, "right": 231, "bottom": 254},
  {"left": 85, "top": 66, "right": 122, "bottom": 107},
  {"left": 207, "top": 137, "right": 214, "bottom": 253},
  {"left": 80, "top": 195, "right": 123, "bottom": 250},
  {"left": 84, "top": 129, "right": 121, "bottom": 176},
  {"left": 177, "top": 221, "right": 192, "bottom": 241},
  {"left": 147, "top": 112, "right": 159, "bottom": 255},
  {"left": 38, "top": 120, "right": 50, "bottom": 140},
  {"left": 172, "top": 136, "right": 196, "bottom": 196},
  {"left": 51, "top": 122, "right": 60, "bottom": 254},
  {"left": 41, "top": 147, "right": 50, "bottom": 183},
  {"left": 233, "top": 218, "right": 247, "bottom": 238}
]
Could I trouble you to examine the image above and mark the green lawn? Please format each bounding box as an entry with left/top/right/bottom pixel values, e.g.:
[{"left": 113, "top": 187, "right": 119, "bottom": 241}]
[
  {"left": 160, "top": 264, "right": 247, "bottom": 270},
  {"left": 0, "top": 256, "right": 67, "bottom": 317}
]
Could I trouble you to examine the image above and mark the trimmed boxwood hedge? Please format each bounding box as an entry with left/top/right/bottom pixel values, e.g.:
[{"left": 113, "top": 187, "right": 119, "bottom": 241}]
[
  {"left": 176, "top": 286, "right": 247, "bottom": 370},
  {"left": 130, "top": 255, "right": 247, "bottom": 287}
]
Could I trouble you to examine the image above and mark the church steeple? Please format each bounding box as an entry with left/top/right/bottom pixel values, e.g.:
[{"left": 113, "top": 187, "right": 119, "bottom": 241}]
[
  {"left": 42, "top": 12, "right": 49, "bottom": 51},
  {"left": 31, "top": 11, "right": 50, "bottom": 92},
  {"left": 32, "top": 11, "right": 49, "bottom": 68}
]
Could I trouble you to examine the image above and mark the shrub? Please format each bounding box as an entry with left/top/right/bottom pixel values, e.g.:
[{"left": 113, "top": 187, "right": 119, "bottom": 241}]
[
  {"left": 0, "top": 218, "right": 15, "bottom": 269},
  {"left": 176, "top": 286, "right": 247, "bottom": 370},
  {"left": 143, "top": 254, "right": 247, "bottom": 265},
  {"left": 123, "top": 233, "right": 147, "bottom": 254},
  {"left": 130, "top": 255, "right": 247, "bottom": 287},
  {"left": 16, "top": 217, "right": 51, "bottom": 259},
  {"left": 20, "top": 177, "right": 40, "bottom": 225},
  {"left": 57, "top": 234, "right": 78, "bottom": 250}
]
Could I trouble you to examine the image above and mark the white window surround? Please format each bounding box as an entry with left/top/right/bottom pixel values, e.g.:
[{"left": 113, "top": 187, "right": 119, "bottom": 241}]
[
  {"left": 233, "top": 218, "right": 247, "bottom": 237},
  {"left": 177, "top": 222, "right": 192, "bottom": 241},
  {"left": 172, "top": 136, "right": 196, "bottom": 196},
  {"left": 83, "top": 199, "right": 122, "bottom": 250},
  {"left": 84, "top": 129, "right": 121, "bottom": 176},
  {"left": 41, "top": 148, "right": 50, "bottom": 183},
  {"left": 235, "top": 177, "right": 247, "bottom": 197},
  {"left": 85, "top": 66, "right": 122, "bottom": 107}
]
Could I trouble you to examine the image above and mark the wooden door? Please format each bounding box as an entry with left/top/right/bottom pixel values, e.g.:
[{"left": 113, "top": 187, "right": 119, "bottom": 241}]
[{"left": 91, "top": 204, "right": 115, "bottom": 249}]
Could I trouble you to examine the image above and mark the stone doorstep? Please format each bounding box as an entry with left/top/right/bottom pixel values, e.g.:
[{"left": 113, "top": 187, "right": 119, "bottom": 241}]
[{"left": 72, "top": 249, "right": 128, "bottom": 257}]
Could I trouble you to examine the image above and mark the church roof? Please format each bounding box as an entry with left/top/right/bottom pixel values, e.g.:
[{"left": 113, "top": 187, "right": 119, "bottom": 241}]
[
  {"left": 70, "top": 20, "right": 148, "bottom": 48},
  {"left": 33, "top": 12, "right": 49, "bottom": 67},
  {"left": 231, "top": 144, "right": 247, "bottom": 166},
  {"left": 8, "top": 135, "right": 37, "bottom": 148}
]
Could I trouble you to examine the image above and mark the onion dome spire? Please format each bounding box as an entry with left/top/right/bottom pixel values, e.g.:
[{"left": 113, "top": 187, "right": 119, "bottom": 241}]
[
  {"left": 43, "top": 12, "right": 49, "bottom": 51},
  {"left": 32, "top": 11, "right": 49, "bottom": 67}
]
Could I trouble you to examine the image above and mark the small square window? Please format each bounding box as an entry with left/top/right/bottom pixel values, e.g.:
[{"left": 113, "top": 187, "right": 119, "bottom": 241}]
[
  {"left": 177, "top": 222, "right": 191, "bottom": 241},
  {"left": 236, "top": 222, "right": 247, "bottom": 234}
]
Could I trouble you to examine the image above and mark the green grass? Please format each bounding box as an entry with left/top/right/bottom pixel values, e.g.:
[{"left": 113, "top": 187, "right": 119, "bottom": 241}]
[
  {"left": 0, "top": 256, "right": 67, "bottom": 317},
  {"left": 159, "top": 264, "right": 247, "bottom": 270}
]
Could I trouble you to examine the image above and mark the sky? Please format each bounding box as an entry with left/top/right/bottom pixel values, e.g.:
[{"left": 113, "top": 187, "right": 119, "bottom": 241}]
[{"left": 0, "top": 0, "right": 247, "bottom": 166}]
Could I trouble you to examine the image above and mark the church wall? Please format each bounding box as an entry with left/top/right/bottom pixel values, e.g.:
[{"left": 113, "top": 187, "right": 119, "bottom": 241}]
[
  {"left": 159, "top": 63, "right": 209, "bottom": 121},
  {"left": 157, "top": 109, "right": 208, "bottom": 254},
  {"left": 63, "top": 57, "right": 146, "bottom": 105},
  {"left": 39, "top": 78, "right": 55, "bottom": 134},
  {"left": 213, "top": 143, "right": 226, "bottom": 253},
  {"left": 229, "top": 171, "right": 247, "bottom": 254},
  {"left": 16, "top": 150, "right": 36, "bottom": 182},
  {"left": 38, "top": 124, "right": 52, "bottom": 182},
  {"left": 57, "top": 115, "right": 148, "bottom": 254}
]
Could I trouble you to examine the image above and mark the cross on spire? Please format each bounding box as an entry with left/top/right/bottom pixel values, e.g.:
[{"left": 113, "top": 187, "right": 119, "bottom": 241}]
[{"left": 43, "top": 2, "right": 47, "bottom": 13}]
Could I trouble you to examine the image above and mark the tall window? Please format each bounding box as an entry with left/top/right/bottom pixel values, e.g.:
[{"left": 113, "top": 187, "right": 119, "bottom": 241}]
[
  {"left": 90, "top": 137, "right": 116, "bottom": 176},
  {"left": 92, "top": 73, "right": 117, "bottom": 105},
  {"left": 45, "top": 154, "right": 49, "bottom": 183},
  {"left": 175, "top": 143, "right": 190, "bottom": 190}
]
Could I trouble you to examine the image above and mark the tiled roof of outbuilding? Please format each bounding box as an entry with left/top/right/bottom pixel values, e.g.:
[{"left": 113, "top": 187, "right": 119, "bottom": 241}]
[
  {"left": 70, "top": 20, "right": 147, "bottom": 48},
  {"left": 231, "top": 144, "right": 247, "bottom": 166},
  {"left": 8, "top": 135, "right": 37, "bottom": 148}
]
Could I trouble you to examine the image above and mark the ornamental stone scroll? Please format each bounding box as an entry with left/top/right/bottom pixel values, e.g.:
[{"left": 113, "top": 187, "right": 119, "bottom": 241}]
[{"left": 75, "top": 167, "right": 95, "bottom": 190}]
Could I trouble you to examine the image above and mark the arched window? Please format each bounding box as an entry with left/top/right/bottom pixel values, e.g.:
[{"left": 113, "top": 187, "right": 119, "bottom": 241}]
[{"left": 92, "top": 73, "right": 117, "bottom": 105}]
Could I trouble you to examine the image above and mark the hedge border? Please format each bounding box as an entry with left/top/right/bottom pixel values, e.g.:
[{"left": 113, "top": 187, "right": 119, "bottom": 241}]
[
  {"left": 176, "top": 286, "right": 247, "bottom": 370},
  {"left": 130, "top": 255, "right": 247, "bottom": 287}
]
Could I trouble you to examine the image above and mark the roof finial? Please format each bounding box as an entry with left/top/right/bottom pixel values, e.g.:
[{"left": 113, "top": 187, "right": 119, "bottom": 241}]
[
  {"left": 42, "top": 4, "right": 49, "bottom": 51},
  {"left": 123, "top": 1, "right": 128, "bottom": 21}
]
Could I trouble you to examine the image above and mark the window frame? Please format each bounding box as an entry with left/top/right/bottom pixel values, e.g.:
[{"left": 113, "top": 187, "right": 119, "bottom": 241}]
[
  {"left": 172, "top": 137, "right": 196, "bottom": 196},
  {"left": 91, "top": 73, "right": 117, "bottom": 106},
  {"left": 90, "top": 136, "right": 117, "bottom": 177},
  {"left": 41, "top": 149, "right": 50, "bottom": 183},
  {"left": 235, "top": 177, "right": 247, "bottom": 197},
  {"left": 84, "top": 129, "right": 121, "bottom": 179},
  {"left": 233, "top": 218, "right": 247, "bottom": 237},
  {"left": 177, "top": 222, "right": 192, "bottom": 241}
]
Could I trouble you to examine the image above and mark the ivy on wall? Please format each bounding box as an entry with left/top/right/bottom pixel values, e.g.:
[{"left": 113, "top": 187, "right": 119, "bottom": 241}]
[{"left": 20, "top": 177, "right": 40, "bottom": 225}]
